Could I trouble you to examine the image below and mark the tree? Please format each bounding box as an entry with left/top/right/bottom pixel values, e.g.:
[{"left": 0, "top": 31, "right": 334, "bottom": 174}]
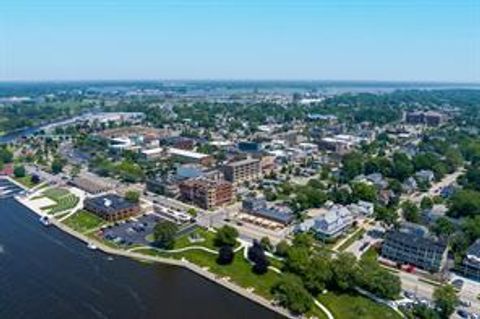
[
  {"left": 351, "top": 182, "right": 377, "bottom": 202},
  {"left": 275, "top": 240, "right": 290, "bottom": 257},
  {"left": 357, "top": 257, "right": 401, "bottom": 300},
  {"left": 31, "top": 174, "right": 41, "bottom": 185},
  {"left": 13, "top": 165, "right": 26, "bottom": 178},
  {"left": 271, "top": 274, "right": 313, "bottom": 314},
  {"left": 51, "top": 158, "right": 64, "bottom": 174},
  {"left": 217, "top": 245, "right": 234, "bottom": 265},
  {"left": 391, "top": 152, "right": 414, "bottom": 181},
  {"left": 420, "top": 196, "right": 434, "bottom": 210},
  {"left": 71, "top": 164, "right": 81, "bottom": 177},
  {"left": 292, "top": 232, "right": 314, "bottom": 249},
  {"left": 401, "top": 200, "right": 420, "bottom": 223},
  {"left": 248, "top": 241, "right": 270, "bottom": 274},
  {"left": 214, "top": 225, "right": 239, "bottom": 247},
  {"left": 284, "top": 246, "right": 311, "bottom": 275},
  {"left": 153, "top": 221, "right": 178, "bottom": 249},
  {"left": 304, "top": 256, "right": 332, "bottom": 295},
  {"left": 448, "top": 190, "right": 480, "bottom": 218},
  {"left": 330, "top": 252, "right": 358, "bottom": 291},
  {"left": 374, "top": 205, "right": 398, "bottom": 226},
  {"left": 125, "top": 190, "right": 140, "bottom": 203},
  {"left": 342, "top": 152, "right": 364, "bottom": 180},
  {"left": 432, "top": 217, "right": 455, "bottom": 237},
  {"left": 433, "top": 285, "right": 458, "bottom": 319}
]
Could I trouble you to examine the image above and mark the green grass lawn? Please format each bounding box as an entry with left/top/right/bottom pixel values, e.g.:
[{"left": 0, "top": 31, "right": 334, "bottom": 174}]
[
  {"left": 173, "top": 228, "right": 217, "bottom": 250},
  {"left": 12, "top": 176, "right": 36, "bottom": 189},
  {"left": 41, "top": 188, "right": 79, "bottom": 214},
  {"left": 63, "top": 210, "right": 105, "bottom": 234},
  {"left": 318, "top": 292, "right": 402, "bottom": 319},
  {"left": 337, "top": 228, "right": 366, "bottom": 251}
]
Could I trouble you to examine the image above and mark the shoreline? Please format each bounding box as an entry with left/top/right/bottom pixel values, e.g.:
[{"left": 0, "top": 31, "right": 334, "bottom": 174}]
[{"left": 11, "top": 184, "right": 294, "bottom": 319}]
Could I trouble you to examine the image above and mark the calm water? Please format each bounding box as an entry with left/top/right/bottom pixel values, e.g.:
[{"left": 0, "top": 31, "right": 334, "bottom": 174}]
[{"left": 0, "top": 196, "right": 283, "bottom": 319}]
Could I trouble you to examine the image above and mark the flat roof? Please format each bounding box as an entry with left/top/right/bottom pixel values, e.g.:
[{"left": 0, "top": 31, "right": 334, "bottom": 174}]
[
  {"left": 141, "top": 147, "right": 164, "bottom": 155},
  {"left": 85, "top": 194, "right": 138, "bottom": 215},
  {"left": 168, "top": 147, "right": 209, "bottom": 159},
  {"left": 227, "top": 158, "right": 260, "bottom": 167}
]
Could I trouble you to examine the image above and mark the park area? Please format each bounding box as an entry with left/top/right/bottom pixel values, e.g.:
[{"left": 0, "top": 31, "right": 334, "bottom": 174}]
[
  {"left": 63, "top": 210, "right": 105, "bottom": 234},
  {"left": 40, "top": 188, "right": 79, "bottom": 214}
]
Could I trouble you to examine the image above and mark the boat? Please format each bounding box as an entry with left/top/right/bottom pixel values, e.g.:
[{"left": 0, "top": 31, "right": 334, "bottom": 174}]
[
  {"left": 39, "top": 216, "right": 50, "bottom": 226},
  {"left": 87, "top": 243, "right": 97, "bottom": 250}
]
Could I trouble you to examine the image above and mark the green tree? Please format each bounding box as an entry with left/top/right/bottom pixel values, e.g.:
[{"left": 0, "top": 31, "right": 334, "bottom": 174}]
[
  {"left": 271, "top": 274, "right": 313, "bottom": 314},
  {"left": 448, "top": 189, "right": 480, "bottom": 218},
  {"left": 13, "top": 165, "right": 26, "bottom": 178},
  {"left": 51, "top": 158, "right": 64, "bottom": 174},
  {"left": 214, "top": 225, "right": 239, "bottom": 247},
  {"left": 275, "top": 240, "right": 290, "bottom": 257},
  {"left": 432, "top": 217, "right": 455, "bottom": 237},
  {"left": 217, "top": 245, "right": 234, "bottom": 265},
  {"left": 342, "top": 152, "right": 364, "bottom": 181},
  {"left": 352, "top": 182, "right": 377, "bottom": 202},
  {"left": 330, "top": 252, "right": 358, "bottom": 291},
  {"left": 304, "top": 256, "right": 332, "bottom": 295},
  {"left": 420, "top": 196, "right": 434, "bottom": 210},
  {"left": 153, "top": 221, "right": 178, "bottom": 249},
  {"left": 401, "top": 200, "right": 420, "bottom": 223},
  {"left": 433, "top": 285, "right": 458, "bottom": 319},
  {"left": 125, "top": 190, "right": 140, "bottom": 203}
]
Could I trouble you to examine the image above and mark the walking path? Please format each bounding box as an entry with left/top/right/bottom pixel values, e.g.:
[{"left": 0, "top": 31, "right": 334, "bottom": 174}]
[{"left": 128, "top": 245, "right": 218, "bottom": 255}]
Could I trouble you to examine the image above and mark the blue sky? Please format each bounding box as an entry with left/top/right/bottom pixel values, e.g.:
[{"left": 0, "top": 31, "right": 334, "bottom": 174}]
[{"left": 1, "top": 0, "right": 479, "bottom": 82}]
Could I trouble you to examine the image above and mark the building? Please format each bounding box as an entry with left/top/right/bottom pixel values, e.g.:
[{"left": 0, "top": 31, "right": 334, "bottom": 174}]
[
  {"left": 139, "top": 147, "right": 165, "bottom": 160},
  {"left": 242, "top": 197, "right": 294, "bottom": 225},
  {"left": 424, "top": 111, "right": 445, "bottom": 126},
  {"left": 348, "top": 200, "right": 374, "bottom": 216},
  {"left": 223, "top": 158, "right": 262, "bottom": 184},
  {"left": 179, "top": 178, "right": 233, "bottom": 209},
  {"left": 461, "top": 240, "right": 480, "bottom": 281},
  {"left": 168, "top": 148, "right": 213, "bottom": 166},
  {"left": 146, "top": 176, "right": 180, "bottom": 197},
  {"left": 238, "top": 141, "right": 262, "bottom": 153},
  {"left": 84, "top": 194, "right": 140, "bottom": 222},
  {"left": 69, "top": 175, "right": 112, "bottom": 194},
  {"left": 381, "top": 224, "right": 448, "bottom": 272},
  {"left": 405, "top": 111, "right": 444, "bottom": 127},
  {"left": 299, "top": 205, "right": 354, "bottom": 239}
]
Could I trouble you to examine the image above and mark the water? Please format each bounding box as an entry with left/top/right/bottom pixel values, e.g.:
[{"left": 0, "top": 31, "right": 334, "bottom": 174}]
[{"left": 0, "top": 191, "right": 283, "bottom": 319}]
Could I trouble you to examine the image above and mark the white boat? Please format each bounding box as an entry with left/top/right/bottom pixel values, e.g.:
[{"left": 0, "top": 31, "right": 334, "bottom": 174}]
[
  {"left": 39, "top": 216, "right": 50, "bottom": 226},
  {"left": 87, "top": 243, "right": 97, "bottom": 250}
]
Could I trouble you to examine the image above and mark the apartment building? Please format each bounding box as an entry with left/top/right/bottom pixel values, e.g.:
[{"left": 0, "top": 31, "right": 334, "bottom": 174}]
[
  {"left": 179, "top": 178, "right": 233, "bottom": 209},
  {"left": 223, "top": 158, "right": 261, "bottom": 184},
  {"left": 381, "top": 224, "right": 448, "bottom": 272}
]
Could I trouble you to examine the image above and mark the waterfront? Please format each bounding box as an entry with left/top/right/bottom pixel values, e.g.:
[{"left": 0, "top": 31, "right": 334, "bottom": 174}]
[{"left": 0, "top": 197, "right": 284, "bottom": 319}]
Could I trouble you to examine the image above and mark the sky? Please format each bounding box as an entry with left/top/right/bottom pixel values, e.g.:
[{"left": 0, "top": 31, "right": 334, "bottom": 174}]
[{"left": 0, "top": 0, "right": 479, "bottom": 82}]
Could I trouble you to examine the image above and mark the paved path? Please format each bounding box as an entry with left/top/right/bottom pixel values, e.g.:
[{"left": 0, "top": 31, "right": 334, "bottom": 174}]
[{"left": 128, "top": 245, "right": 218, "bottom": 255}]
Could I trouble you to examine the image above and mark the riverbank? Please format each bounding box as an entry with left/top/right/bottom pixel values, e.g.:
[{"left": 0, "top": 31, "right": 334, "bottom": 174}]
[{"left": 14, "top": 190, "right": 296, "bottom": 319}]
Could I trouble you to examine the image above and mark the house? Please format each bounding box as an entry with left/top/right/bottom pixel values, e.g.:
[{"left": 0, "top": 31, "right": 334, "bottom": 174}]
[
  {"left": 461, "top": 240, "right": 480, "bottom": 281},
  {"left": 348, "top": 200, "right": 374, "bottom": 216},
  {"left": 299, "top": 205, "right": 354, "bottom": 239},
  {"left": 415, "top": 170, "right": 435, "bottom": 183},
  {"left": 365, "top": 173, "right": 389, "bottom": 190},
  {"left": 381, "top": 223, "right": 448, "bottom": 272},
  {"left": 84, "top": 194, "right": 141, "bottom": 222},
  {"left": 402, "top": 177, "right": 418, "bottom": 194},
  {"left": 421, "top": 204, "right": 449, "bottom": 225}
]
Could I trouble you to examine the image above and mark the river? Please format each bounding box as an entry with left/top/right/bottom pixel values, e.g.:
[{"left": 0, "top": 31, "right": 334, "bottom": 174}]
[{"left": 0, "top": 194, "right": 284, "bottom": 319}]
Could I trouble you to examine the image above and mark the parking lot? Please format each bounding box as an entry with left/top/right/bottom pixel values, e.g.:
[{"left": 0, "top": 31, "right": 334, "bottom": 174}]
[{"left": 101, "top": 213, "right": 162, "bottom": 247}]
